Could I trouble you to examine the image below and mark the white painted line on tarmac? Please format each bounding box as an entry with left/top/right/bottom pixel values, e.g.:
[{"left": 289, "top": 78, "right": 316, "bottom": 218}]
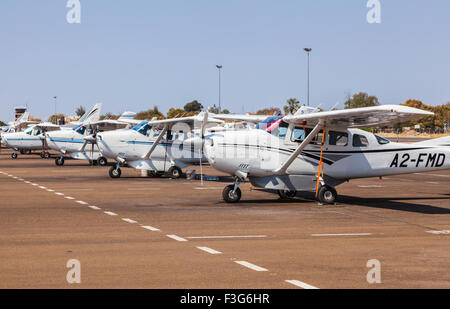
[
  {"left": 24, "top": 181, "right": 31, "bottom": 184},
  {"left": 55, "top": 192, "right": 64, "bottom": 196},
  {"left": 127, "top": 188, "right": 161, "bottom": 191},
  {"left": 46, "top": 189, "right": 54, "bottom": 192},
  {"left": 426, "top": 230, "right": 450, "bottom": 235},
  {"left": 31, "top": 183, "right": 39, "bottom": 186},
  {"left": 197, "top": 247, "right": 222, "bottom": 255},
  {"left": 122, "top": 218, "right": 137, "bottom": 224},
  {"left": 104, "top": 211, "right": 118, "bottom": 216},
  {"left": 187, "top": 235, "right": 267, "bottom": 240},
  {"left": 141, "top": 225, "right": 160, "bottom": 232},
  {"left": 235, "top": 261, "right": 268, "bottom": 272},
  {"left": 38, "top": 186, "right": 47, "bottom": 189},
  {"left": 167, "top": 235, "right": 188, "bottom": 242},
  {"left": 285, "top": 280, "right": 319, "bottom": 289},
  {"left": 88, "top": 206, "right": 101, "bottom": 210},
  {"left": 311, "top": 233, "right": 372, "bottom": 237},
  {"left": 194, "top": 187, "right": 224, "bottom": 190},
  {"left": 65, "top": 196, "right": 75, "bottom": 200},
  {"left": 76, "top": 201, "right": 88, "bottom": 205}
]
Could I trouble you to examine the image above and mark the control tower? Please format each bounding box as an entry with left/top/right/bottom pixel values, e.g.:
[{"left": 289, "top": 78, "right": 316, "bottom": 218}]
[{"left": 14, "top": 106, "right": 27, "bottom": 120}]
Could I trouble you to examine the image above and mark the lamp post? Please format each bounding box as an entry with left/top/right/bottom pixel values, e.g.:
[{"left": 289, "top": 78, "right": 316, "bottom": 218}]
[
  {"left": 216, "top": 65, "right": 222, "bottom": 113},
  {"left": 304, "top": 48, "right": 312, "bottom": 106},
  {"left": 53, "top": 96, "right": 57, "bottom": 124}
]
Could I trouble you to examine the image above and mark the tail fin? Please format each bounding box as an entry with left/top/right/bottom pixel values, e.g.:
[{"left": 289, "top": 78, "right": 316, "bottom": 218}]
[
  {"left": 118, "top": 111, "right": 136, "bottom": 122},
  {"left": 16, "top": 112, "right": 30, "bottom": 123},
  {"left": 79, "top": 103, "right": 102, "bottom": 124}
]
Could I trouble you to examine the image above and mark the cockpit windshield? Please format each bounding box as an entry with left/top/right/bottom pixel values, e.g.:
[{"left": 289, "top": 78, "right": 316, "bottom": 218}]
[
  {"left": 375, "top": 134, "right": 390, "bottom": 145},
  {"left": 132, "top": 121, "right": 152, "bottom": 136},
  {"left": 74, "top": 124, "right": 86, "bottom": 135}
]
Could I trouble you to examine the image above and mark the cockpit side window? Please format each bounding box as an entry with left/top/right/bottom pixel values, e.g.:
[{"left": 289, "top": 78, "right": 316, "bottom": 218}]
[
  {"left": 328, "top": 131, "right": 348, "bottom": 146},
  {"left": 353, "top": 134, "right": 369, "bottom": 147},
  {"left": 375, "top": 135, "right": 390, "bottom": 145},
  {"left": 25, "top": 128, "right": 33, "bottom": 135}
]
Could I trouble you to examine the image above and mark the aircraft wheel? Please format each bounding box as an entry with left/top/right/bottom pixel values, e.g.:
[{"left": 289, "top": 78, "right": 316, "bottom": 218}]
[
  {"left": 109, "top": 166, "right": 122, "bottom": 179},
  {"left": 40, "top": 152, "right": 47, "bottom": 159},
  {"left": 20, "top": 150, "right": 25, "bottom": 155},
  {"left": 98, "top": 157, "right": 108, "bottom": 166},
  {"left": 168, "top": 166, "right": 182, "bottom": 179},
  {"left": 222, "top": 185, "right": 242, "bottom": 203},
  {"left": 318, "top": 185, "right": 337, "bottom": 205},
  {"left": 55, "top": 157, "right": 65, "bottom": 166},
  {"left": 11, "top": 153, "right": 18, "bottom": 159},
  {"left": 278, "top": 190, "right": 297, "bottom": 200}
]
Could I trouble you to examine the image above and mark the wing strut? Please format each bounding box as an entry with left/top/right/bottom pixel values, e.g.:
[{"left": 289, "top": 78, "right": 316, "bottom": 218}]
[
  {"left": 315, "top": 126, "right": 327, "bottom": 198},
  {"left": 274, "top": 120, "right": 324, "bottom": 175},
  {"left": 143, "top": 125, "right": 169, "bottom": 160}
]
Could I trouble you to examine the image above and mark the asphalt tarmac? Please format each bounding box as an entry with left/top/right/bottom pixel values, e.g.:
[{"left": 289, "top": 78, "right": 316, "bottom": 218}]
[{"left": 0, "top": 148, "right": 449, "bottom": 289}]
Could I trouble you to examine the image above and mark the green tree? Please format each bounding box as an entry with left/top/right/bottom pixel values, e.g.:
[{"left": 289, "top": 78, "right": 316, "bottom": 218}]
[
  {"left": 184, "top": 100, "right": 204, "bottom": 113},
  {"left": 48, "top": 114, "right": 66, "bottom": 124},
  {"left": 0, "top": 120, "right": 6, "bottom": 126},
  {"left": 283, "top": 98, "right": 300, "bottom": 115},
  {"left": 344, "top": 92, "right": 380, "bottom": 109},
  {"left": 75, "top": 106, "right": 86, "bottom": 117},
  {"left": 221, "top": 109, "right": 230, "bottom": 114},
  {"left": 135, "top": 106, "right": 165, "bottom": 120},
  {"left": 166, "top": 108, "right": 186, "bottom": 119},
  {"left": 256, "top": 107, "right": 282, "bottom": 116},
  {"left": 100, "top": 113, "right": 120, "bottom": 120}
]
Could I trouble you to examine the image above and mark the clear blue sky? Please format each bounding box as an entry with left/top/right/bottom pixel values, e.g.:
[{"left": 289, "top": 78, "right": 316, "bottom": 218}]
[{"left": 1, "top": 0, "right": 449, "bottom": 121}]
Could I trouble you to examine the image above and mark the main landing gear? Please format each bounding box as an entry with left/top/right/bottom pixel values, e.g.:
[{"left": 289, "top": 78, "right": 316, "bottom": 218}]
[
  {"left": 167, "top": 166, "right": 182, "bottom": 179},
  {"left": 11, "top": 152, "right": 18, "bottom": 159},
  {"left": 278, "top": 190, "right": 297, "bottom": 200},
  {"left": 40, "top": 151, "right": 50, "bottom": 159},
  {"left": 317, "top": 185, "right": 338, "bottom": 205}
]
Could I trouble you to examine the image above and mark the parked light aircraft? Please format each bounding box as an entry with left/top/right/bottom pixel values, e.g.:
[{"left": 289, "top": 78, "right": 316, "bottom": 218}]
[
  {"left": 193, "top": 105, "right": 449, "bottom": 204},
  {"left": 1, "top": 104, "right": 102, "bottom": 159},
  {"left": 45, "top": 111, "right": 140, "bottom": 166},
  {"left": 93, "top": 112, "right": 268, "bottom": 179}
]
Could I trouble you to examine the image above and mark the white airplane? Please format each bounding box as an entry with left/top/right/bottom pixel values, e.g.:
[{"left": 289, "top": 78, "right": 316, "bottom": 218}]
[
  {"left": 193, "top": 105, "right": 449, "bottom": 204},
  {"left": 95, "top": 112, "right": 226, "bottom": 178},
  {"left": 45, "top": 111, "right": 140, "bottom": 166},
  {"left": 1, "top": 104, "right": 102, "bottom": 159},
  {"left": 0, "top": 112, "right": 37, "bottom": 144}
]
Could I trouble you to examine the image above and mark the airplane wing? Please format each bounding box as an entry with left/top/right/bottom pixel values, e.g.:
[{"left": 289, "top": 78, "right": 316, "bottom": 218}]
[
  {"left": 146, "top": 114, "right": 222, "bottom": 129},
  {"left": 34, "top": 122, "right": 61, "bottom": 131},
  {"left": 208, "top": 113, "right": 269, "bottom": 124},
  {"left": 283, "top": 105, "right": 433, "bottom": 128},
  {"left": 87, "top": 120, "right": 133, "bottom": 131}
]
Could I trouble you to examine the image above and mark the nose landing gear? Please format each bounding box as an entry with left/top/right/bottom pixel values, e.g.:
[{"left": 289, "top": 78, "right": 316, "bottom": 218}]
[
  {"left": 109, "top": 164, "right": 122, "bottom": 179},
  {"left": 222, "top": 178, "right": 242, "bottom": 203}
]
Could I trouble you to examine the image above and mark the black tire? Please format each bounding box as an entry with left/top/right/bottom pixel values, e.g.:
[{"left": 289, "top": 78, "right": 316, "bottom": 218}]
[
  {"left": 168, "top": 166, "right": 182, "bottom": 179},
  {"left": 222, "top": 185, "right": 242, "bottom": 203},
  {"left": 109, "top": 167, "right": 122, "bottom": 179},
  {"left": 55, "top": 157, "right": 65, "bottom": 166},
  {"left": 318, "top": 185, "right": 337, "bottom": 205},
  {"left": 278, "top": 190, "right": 297, "bottom": 200},
  {"left": 40, "top": 152, "right": 45, "bottom": 158},
  {"left": 98, "top": 157, "right": 108, "bottom": 166},
  {"left": 11, "top": 153, "right": 18, "bottom": 159},
  {"left": 20, "top": 150, "right": 25, "bottom": 155}
]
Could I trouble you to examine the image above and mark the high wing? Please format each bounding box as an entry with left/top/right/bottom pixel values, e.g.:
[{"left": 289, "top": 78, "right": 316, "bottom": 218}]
[
  {"left": 146, "top": 113, "right": 222, "bottom": 130},
  {"left": 283, "top": 105, "right": 433, "bottom": 128},
  {"left": 208, "top": 113, "right": 269, "bottom": 124},
  {"left": 87, "top": 119, "right": 133, "bottom": 131},
  {"left": 275, "top": 105, "right": 433, "bottom": 175},
  {"left": 34, "top": 122, "right": 61, "bottom": 132}
]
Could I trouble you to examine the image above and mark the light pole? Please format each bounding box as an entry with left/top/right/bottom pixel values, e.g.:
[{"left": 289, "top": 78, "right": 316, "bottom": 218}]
[
  {"left": 53, "top": 96, "right": 57, "bottom": 124},
  {"left": 304, "top": 48, "right": 312, "bottom": 106},
  {"left": 216, "top": 65, "right": 222, "bottom": 113}
]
